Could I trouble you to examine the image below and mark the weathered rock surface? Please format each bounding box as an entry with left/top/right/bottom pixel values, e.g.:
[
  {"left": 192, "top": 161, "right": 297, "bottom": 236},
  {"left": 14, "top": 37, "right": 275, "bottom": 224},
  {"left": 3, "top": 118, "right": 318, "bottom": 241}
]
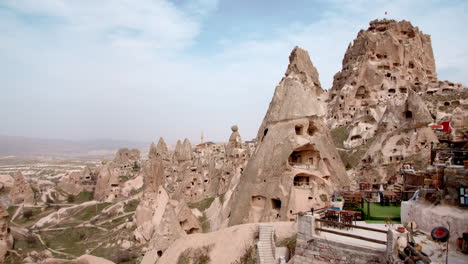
[
  {"left": 174, "top": 139, "right": 193, "bottom": 163},
  {"left": 8, "top": 172, "right": 36, "bottom": 204},
  {"left": 229, "top": 47, "right": 351, "bottom": 225},
  {"left": 113, "top": 148, "right": 140, "bottom": 165},
  {"left": 0, "top": 205, "right": 13, "bottom": 262},
  {"left": 149, "top": 137, "right": 171, "bottom": 161}
]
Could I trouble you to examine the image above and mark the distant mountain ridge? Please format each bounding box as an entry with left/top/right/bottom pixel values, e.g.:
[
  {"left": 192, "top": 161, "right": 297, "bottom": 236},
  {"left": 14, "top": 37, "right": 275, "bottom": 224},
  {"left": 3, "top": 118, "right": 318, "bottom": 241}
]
[{"left": 0, "top": 135, "right": 147, "bottom": 157}]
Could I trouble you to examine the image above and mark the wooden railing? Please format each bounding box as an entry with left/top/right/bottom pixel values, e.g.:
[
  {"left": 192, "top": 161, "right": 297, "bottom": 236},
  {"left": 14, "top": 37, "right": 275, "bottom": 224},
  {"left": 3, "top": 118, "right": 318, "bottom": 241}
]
[{"left": 315, "top": 218, "right": 387, "bottom": 245}]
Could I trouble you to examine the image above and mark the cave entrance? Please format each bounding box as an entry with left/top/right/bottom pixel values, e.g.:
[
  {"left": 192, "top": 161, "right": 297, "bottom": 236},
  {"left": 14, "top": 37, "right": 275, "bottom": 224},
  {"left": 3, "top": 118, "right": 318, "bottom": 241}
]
[
  {"left": 293, "top": 174, "right": 310, "bottom": 187},
  {"left": 405, "top": 111, "right": 413, "bottom": 119},
  {"left": 295, "top": 124, "right": 304, "bottom": 135},
  {"left": 271, "top": 199, "right": 281, "bottom": 210},
  {"left": 288, "top": 144, "right": 320, "bottom": 169}
]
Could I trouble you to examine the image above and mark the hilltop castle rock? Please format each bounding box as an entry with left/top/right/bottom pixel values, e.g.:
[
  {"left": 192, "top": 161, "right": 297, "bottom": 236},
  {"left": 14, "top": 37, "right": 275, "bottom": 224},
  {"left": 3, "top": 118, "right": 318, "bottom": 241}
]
[
  {"left": 325, "top": 19, "right": 466, "bottom": 183},
  {"left": 229, "top": 47, "right": 351, "bottom": 225}
]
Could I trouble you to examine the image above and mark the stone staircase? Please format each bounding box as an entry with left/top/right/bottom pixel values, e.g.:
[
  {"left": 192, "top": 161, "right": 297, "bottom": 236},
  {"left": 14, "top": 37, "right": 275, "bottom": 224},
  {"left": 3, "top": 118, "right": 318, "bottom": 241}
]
[{"left": 257, "top": 224, "right": 276, "bottom": 264}]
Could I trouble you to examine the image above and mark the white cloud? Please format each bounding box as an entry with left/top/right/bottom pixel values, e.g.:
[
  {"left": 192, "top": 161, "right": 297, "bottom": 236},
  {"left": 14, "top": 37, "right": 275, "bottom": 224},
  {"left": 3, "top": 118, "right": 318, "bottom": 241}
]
[{"left": 0, "top": 0, "right": 466, "bottom": 144}]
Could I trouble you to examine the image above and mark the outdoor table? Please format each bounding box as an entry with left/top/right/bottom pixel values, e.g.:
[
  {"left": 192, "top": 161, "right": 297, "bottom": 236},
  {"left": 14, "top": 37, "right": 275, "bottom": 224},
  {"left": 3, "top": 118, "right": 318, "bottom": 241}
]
[{"left": 325, "top": 209, "right": 361, "bottom": 224}]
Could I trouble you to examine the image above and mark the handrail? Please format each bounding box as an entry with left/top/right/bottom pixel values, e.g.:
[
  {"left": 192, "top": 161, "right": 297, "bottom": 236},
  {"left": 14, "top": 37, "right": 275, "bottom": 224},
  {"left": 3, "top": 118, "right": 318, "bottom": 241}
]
[
  {"left": 316, "top": 219, "right": 387, "bottom": 234},
  {"left": 315, "top": 227, "right": 387, "bottom": 245}
]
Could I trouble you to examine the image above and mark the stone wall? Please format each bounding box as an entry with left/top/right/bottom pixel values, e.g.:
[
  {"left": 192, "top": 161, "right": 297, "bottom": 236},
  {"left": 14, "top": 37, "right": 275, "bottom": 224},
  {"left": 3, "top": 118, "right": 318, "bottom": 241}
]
[
  {"left": 294, "top": 214, "right": 387, "bottom": 264},
  {"left": 401, "top": 201, "right": 468, "bottom": 245},
  {"left": 295, "top": 236, "right": 385, "bottom": 264}
]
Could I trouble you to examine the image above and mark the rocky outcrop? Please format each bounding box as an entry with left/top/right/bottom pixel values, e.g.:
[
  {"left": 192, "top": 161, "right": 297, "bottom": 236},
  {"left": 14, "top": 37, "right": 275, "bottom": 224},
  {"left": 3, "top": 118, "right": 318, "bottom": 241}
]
[
  {"left": 327, "top": 19, "right": 437, "bottom": 147},
  {"left": 149, "top": 137, "right": 171, "bottom": 161},
  {"left": 143, "top": 158, "right": 165, "bottom": 193},
  {"left": 8, "top": 172, "right": 36, "bottom": 204},
  {"left": 0, "top": 205, "right": 13, "bottom": 262},
  {"left": 113, "top": 148, "right": 140, "bottom": 165},
  {"left": 174, "top": 139, "right": 193, "bottom": 163},
  {"left": 229, "top": 47, "right": 351, "bottom": 225},
  {"left": 58, "top": 172, "right": 84, "bottom": 196},
  {"left": 356, "top": 90, "right": 438, "bottom": 182},
  {"left": 93, "top": 162, "right": 121, "bottom": 201}
]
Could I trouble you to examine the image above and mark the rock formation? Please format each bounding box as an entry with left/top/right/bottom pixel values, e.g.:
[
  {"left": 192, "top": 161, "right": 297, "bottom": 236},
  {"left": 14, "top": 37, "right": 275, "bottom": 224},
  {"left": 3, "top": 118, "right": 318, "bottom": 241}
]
[
  {"left": 327, "top": 19, "right": 436, "bottom": 144},
  {"left": 174, "top": 139, "right": 193, "bottom": 163},
  {"left": 356, "top": 90, "right": 438, "bottom": 182},
  {"left": 149, "top": 137, "right": 171, "bottom": 161},
  {"left": 8, "top": 171, "right": 36, "bottom": 204},
  {"left": 229, "top": 47, "right": 351, "bottom": 225},
  {"left": 58, "top": 171, "right": 84, "bottom": 196},
  {"left": 323, "top": 19, "right": 468, "bottom": 185},
  {"left": 0, "top": 205, "right": 13, "bottom": 262},
  {"left": 113, "top": 148, "right": 140, "bottom": 165}
]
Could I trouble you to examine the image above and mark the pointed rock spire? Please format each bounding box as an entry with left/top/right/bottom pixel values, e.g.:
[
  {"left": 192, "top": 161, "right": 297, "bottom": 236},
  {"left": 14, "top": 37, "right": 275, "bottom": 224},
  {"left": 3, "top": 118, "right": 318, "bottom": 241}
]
[
  {"left": 229, "top": 47, "right": 350, "bottom": 226},
  {"left": 257, "top": 46, "right": 325, "bottom": 140}
]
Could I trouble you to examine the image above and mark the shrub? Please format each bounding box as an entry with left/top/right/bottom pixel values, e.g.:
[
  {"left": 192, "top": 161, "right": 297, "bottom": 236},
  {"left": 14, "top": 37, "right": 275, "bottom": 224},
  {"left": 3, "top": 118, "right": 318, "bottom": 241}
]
[
  {"left": 177, "top": 245, "right": 212, "bottom": 264},
  {"left": 23, "top": 209, "right": 33, "bottom": 220},
  {"left": 67, "top": 194, "right": 75, "bottom": 203}
]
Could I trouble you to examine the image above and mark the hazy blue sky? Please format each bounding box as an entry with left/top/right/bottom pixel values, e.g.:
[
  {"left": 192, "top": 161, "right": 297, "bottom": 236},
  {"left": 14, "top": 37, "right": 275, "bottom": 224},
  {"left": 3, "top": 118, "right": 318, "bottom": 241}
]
[{"left": 1, "top": 0, "right": 467, "bottom": 144}]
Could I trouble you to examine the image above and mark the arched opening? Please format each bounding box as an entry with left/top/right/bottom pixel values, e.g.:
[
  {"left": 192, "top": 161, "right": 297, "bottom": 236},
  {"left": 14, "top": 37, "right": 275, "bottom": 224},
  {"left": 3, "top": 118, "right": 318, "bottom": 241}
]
[
  {"left": 409, "top": 62, "right": 414, "bottom": 69},
  {"left": 444, "top": 102, "right": 450, "bottom": 106},
  {"left": 350, "top": 135, "right": 362, "bottom": 141},
  {"left": 388, "top": 88, "right": 396, "bottom": 94},
  {"left": 288, "top": 144, "right": 320, "bottom": 169},
  {"left": 386, "top": 73, "right": 391, "bottom": 77},
  {"left": 294, "top": 174, "right": 311, "bottom": 187},
  {"left": 399, "top": 87, "right": 407, "bottom": 93},
  {"left": 157, "top": 251, "right": 163, "bottom": 257},
  {"left": 355, "top": 86, "right": 369, "bottom": 99},
  {"left": 251, "top": 195, "right": 266, "bottom": 208}
]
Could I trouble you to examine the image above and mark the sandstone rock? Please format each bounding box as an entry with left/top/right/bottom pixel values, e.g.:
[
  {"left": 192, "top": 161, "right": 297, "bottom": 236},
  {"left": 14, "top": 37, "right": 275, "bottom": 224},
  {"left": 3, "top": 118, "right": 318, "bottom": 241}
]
[
  {"left": 0, "top": 174, "right": 14, "bottom": 189},
  {"left": 8, "top": 171, "right": 36, "bottom": 204},
  {"left": 149, "top": 137, "right": 171, "bottom": 161},
  {"left": 229, "top": 47, "right": 351, "bottom": 225},
  {"left": 93, "top": 163, "right": 121, "bottom": 201},
  {"left": 0, "top": 205, "right": 13, "bottom": 262},
  {"left": 114, "top": 148, "right": 140, "bottom": 165},
  {"left": 174, "top": 200, "right": 202, "bottom": 234},
  {"left": 174, "top": 139, "right": 193, "bottom": 163},
  {"left": 356, "top": 90, "right": 438, "bottom": 182},
  {"left": 58, "top": 171, "right": 84, "bottom": 196},
  {"left": 327, "top": 19, "right": 437, "bottom": 140}
]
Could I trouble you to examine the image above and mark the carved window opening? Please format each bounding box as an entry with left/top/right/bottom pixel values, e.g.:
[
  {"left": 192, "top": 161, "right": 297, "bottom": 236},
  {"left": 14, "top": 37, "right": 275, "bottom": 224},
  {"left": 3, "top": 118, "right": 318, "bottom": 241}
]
[
  {"left": 405, "top": 111, "right": 413, "bottom": 119},
  {"left": 295, "top": 124, "right": 304, "bottom": 135},
  {"left": 294, "top": 174, "right": 310, "bottom": 186},
  {"left": 271, "top": 199, "right": 281, "bottom": 210}
]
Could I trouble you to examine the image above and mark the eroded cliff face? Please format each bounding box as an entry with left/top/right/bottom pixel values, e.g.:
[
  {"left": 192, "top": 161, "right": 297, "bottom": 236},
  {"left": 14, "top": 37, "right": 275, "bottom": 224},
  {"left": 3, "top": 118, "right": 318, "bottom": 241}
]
[
  {"left": 328, "top": 19, "right": 436, "bottom": 139},
  {"left": 0, "top": 205, "right": 13, "bottom": 262},
  {"left": 8, "top": 172, "right": 36, "bottom": 204},
  {"left": 325, "top": 19, "right": 466, "bottom": 183},
  {"left": 229, "top": 47, "right": 351, "bottom": 226}
]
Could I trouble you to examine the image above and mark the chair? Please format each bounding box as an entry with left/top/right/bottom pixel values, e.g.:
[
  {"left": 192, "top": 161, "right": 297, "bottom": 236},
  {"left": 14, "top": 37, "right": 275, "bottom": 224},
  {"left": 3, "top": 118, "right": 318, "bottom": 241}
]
[
  {"left": 340, "top": 212, "right": 353, "bottom": 229},
  {"left": 324, "top": 210, "right": 339, "bottom": 227}
]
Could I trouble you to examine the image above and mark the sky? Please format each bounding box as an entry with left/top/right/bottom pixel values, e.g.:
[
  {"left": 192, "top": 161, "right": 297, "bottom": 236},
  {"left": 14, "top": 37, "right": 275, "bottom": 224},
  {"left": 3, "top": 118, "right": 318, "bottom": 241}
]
[{"left": 0, "top": 0, "right": 467, "bottom": 145}]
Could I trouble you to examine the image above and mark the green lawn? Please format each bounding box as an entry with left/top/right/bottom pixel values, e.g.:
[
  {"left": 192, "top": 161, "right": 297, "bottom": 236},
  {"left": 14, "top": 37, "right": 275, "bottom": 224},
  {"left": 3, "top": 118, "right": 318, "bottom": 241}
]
[{"left": 363, "top": 202, "right": 401, "bottom": 222}]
